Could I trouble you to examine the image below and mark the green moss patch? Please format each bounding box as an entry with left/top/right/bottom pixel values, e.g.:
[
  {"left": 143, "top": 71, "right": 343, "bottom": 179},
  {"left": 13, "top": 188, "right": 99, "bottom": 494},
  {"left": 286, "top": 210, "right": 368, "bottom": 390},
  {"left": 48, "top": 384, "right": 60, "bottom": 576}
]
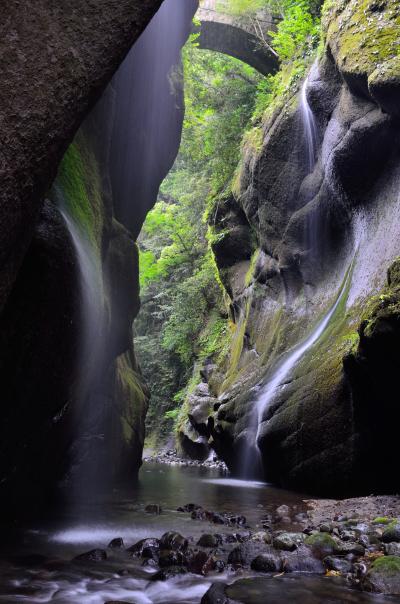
[
  {"left": 323, "top": 0, "right": 400, "bottom": 84},
  {"left": 56, "top": 135, "right": 104, "bottom": 251},
  {"left": 305, "top": 532, "right": 337, "bottom": 552},
  {"left": 370, "top": 556, "right": 400, "bottom": 576}
]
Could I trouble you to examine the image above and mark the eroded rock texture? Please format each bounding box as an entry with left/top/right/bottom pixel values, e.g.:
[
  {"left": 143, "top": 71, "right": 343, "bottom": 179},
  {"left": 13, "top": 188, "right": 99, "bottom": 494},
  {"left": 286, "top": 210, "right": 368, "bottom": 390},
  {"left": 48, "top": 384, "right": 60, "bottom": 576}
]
[
  {"left": 0, "top": 0, "right": 198, "bottom": 512},
  {"left": 0, "top": 0, "right": 163, "bottom": 313},
  {"left": 180, "top": 0, "right": 400, "bottom": 495}
]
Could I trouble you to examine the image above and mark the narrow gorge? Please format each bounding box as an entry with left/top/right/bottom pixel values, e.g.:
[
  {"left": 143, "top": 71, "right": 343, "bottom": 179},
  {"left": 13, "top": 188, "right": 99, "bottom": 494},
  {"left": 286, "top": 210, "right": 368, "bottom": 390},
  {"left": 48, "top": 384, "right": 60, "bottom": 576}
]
[{"left": 0, "top": 0, "right": 400, "bottom": 603}]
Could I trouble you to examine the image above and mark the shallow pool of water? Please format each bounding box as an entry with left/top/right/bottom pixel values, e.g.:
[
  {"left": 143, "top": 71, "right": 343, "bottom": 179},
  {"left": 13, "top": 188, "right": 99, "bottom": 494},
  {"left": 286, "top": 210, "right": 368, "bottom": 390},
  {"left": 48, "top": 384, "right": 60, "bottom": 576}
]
[{"left": 0, "top": 463, "right": 398, "bottom": 603}]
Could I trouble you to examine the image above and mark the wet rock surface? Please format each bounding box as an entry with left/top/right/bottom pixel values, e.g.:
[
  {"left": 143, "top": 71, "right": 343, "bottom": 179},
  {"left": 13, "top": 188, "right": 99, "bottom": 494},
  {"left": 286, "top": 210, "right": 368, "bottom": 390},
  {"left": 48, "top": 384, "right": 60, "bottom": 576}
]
[
  {"left": 60, "top": 497, "right": 400, "bottom": 597},
  {"left": 144, "top": 449, "right": 228, "bottom": 471}
]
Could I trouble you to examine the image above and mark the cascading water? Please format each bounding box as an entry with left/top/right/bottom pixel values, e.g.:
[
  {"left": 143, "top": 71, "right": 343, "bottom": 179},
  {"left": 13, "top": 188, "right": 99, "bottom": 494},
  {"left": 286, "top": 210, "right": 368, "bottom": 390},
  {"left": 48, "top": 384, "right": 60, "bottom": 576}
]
[
  {"left": 300, "top": 73, "right": 318, "bottom": 173},
  {"left": 54, "top": 187, "right": 106, "bottom": 496},
  {"left": 238, "top": 266, "right": 353, "bottom": 480},
  {"left": 255, "top": 267, "right": 352, "bottom": 445},
  {"left": 239, "top": 66, "right": 344, "bottom": 479}
]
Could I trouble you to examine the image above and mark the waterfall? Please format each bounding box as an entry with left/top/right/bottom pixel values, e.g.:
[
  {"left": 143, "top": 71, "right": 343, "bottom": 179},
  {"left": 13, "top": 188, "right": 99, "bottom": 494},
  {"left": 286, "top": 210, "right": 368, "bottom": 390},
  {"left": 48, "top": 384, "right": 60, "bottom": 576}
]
[
  {"left": 239, "top": 266, "right": 352, "bottom": 479},
  {"left": 300, "top": 74, "right": 318, "bottom": 173},
  {"left": 255, "top": 270, "right": 351, "bottom": 442},
  {"left": 55, "top": 187, "right": 106, "bottom": 494}
]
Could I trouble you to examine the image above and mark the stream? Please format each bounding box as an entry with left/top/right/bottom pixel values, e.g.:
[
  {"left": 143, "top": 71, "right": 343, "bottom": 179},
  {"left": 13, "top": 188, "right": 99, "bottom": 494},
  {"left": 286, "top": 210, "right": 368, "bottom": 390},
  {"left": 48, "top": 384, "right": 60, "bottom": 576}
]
[{"left": 0, "top": 463, "right": 399, "bottom": 603}]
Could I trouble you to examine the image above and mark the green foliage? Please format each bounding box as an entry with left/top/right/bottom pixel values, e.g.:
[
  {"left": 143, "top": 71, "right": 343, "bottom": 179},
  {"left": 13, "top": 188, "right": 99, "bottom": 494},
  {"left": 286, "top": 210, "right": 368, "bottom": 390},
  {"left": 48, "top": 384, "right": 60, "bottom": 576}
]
[
  {"left": 164, "top": 408, "right": 180, "bottom": 420},
  {"left": 179, "top": 38, "right": 261, "bottom": 193},
  {"left": 137, "top": 44, "right": 264, "bottom": 444},
  {"left": 270, "top": 2, "right": 320, "bottom": 62},
  {"left": 138, "top": 0, "right": 321, "bottom": 446}
]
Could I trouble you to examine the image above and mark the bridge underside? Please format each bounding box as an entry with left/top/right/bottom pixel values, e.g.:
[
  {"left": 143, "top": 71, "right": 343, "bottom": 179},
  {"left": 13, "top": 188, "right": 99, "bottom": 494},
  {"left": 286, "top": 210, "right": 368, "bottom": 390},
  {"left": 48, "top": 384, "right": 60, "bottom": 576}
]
[{"left": 197, "top": 21, "right": 279, "bottom": 76}]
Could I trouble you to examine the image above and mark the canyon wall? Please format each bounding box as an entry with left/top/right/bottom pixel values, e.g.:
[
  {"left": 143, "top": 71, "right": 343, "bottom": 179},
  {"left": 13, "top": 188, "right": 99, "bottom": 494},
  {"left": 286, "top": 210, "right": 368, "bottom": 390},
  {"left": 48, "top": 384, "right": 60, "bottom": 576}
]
[
  {"left": 180, "top": 0, "right": 400, "bottom": 495},
  {"left": 0, "top": 0, "right": 198, "bottom": 512}
]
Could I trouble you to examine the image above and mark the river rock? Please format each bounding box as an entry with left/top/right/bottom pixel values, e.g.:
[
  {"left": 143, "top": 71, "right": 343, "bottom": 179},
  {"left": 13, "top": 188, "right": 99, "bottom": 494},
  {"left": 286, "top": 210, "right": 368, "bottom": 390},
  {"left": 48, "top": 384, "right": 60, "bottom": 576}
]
[
  {"left": 273, "top": 532, "right": 304, "bottom": 552},
  {"left": 188, "top": 550, "right": 216, "bottom": 575},
  {"left": 159, "top": 532, "right": 188, "bottom": 552},
  {"left": 228, "top": 546, "right": 248, "bottom": 567},
  {"left": 108, "top": 538, "right": 124, "bottom": 549},
  {"left": 334, "top": 541, "right": 365, "bottom": 556},
  {"left": 362, "top": 556, "right": 400, "bottom": 594},
  {"left": 151, "top": 567, "right": 188, "bottom": 581},
  {"left": 339, "top": 529, "right": 358, "bottom": 542},
  {"left": 74, "top": 549, "right": 107, "bottom": 562},
  {"left": 159, "top": 549, "right": 187, "bottom": 567},
  {"left": 282, "top": 546, "right": 324, "bottom": 573},
  {"left": 250, "top": 531, "right": 272, "bottom": 544},
  {"left": 197, "top": 534, "right": 223, "bottom": 548},
  {"left": 127, "top": 538, "right": 160, "bottom": 557},
  {"left": 324, "top": 556, "right": 352, "bottom": 573},
  {"left": 250, "top": 553, "right": 281, "bottom": 572},
  {"left": 201, "top": 583, "right": 237, "bottom": 604},
  {"left": 304, "top": 532, "right": 337, "bottom": 554},
  {"left": 384, "top": 543, "right": 400, "bottom": 557},
  {"left": 145, "top": 504, "right": 162, "bottom": 515},
  {"left": 382, "top": 524, "right": 400, "bottom": 543}
]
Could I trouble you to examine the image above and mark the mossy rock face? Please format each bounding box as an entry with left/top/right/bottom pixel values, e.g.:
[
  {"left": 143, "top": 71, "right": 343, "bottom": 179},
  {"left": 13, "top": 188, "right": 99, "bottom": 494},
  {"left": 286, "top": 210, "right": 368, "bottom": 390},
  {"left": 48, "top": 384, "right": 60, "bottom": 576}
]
[
  {"left": 363, "top": 556, "right": 400, "bottom": 594},
  {"left": 323, "top": 0, "right": 400, "bottom": 113}
]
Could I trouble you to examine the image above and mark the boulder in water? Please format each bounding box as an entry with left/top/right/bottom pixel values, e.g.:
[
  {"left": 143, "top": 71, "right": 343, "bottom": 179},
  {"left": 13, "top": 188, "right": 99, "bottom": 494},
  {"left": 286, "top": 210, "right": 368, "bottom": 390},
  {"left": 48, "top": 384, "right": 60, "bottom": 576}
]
[
  {"left": 145, "top": 504, "right": 162, "bottom": 515},
  {"left": 159, "top": 549, "right": 187, "bottom": 567},
  {"left": 251, "top": 553, "right": 282, "bottom": 572},
  {"left": 382, "top": 524, "right": 400, "bottom": 543},
  {"left": 197, "top": 533, "right": 223, "bottom": 548},
  {"left": 385, "top": 543, "right": 400, "bottom": 557},
  {"left": 201, "top": 583, "right": 237, "bottom": 604},
  {"left": 108, "top": 537, "right": 124, "bottom": 549},
  {"left": 160, "top": 531, "right": 188, "bottom": 552},
  {"left": 273, "top": 532, "right": 304, "bottom": 552},
  {"left": 151, "top": 567, "right": 187, "bottom": 581},
  {"left": 74, "top": 549, "right": 107, "bottom": 562},
  {"left": 188, "top": 550, "right": 216, "bottom": 575},
  {"left": 324, "top": 556, "right": 352, "bottom": 573},
  {"left": 362, "top": 556, "right": 400, "bottom": 594},
  {"left": 127, "top": 537, "right": 160, "bottom": 557}
]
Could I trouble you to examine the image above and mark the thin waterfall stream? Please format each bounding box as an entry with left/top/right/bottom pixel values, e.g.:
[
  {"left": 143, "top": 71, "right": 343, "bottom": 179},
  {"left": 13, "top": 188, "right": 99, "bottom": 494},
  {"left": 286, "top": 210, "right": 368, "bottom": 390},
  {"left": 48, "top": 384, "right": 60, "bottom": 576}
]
[
  {"left": 55, "top": 187, "right": 107, "bottom": 496},
  {"left": 255, "top": 266, "right": 352, "bottom": 445},
  {"left": 300, "top": 70, "right": 319, "bottom": 173}
]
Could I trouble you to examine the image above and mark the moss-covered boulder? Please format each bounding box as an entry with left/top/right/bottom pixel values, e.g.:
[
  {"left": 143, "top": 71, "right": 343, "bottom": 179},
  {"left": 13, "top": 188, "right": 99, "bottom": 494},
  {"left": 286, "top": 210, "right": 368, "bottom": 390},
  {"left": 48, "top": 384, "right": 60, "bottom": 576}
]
[
  {"left": 323, "top": 0, "right": 400, "bottom": 113},
  {"left": 304, "top": 532, "right": 338, "bottom": 554},
  {"left": 363, "top": 556, "right": 400, "bottom": 594}
]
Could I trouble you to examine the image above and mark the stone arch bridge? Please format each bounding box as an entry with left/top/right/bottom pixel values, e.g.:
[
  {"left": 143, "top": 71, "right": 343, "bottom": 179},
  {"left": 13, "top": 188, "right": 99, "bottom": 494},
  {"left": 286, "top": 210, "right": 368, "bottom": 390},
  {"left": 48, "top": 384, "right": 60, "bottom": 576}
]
[{"left": 196, "top": 0, "right": 280, "bottom": 75}]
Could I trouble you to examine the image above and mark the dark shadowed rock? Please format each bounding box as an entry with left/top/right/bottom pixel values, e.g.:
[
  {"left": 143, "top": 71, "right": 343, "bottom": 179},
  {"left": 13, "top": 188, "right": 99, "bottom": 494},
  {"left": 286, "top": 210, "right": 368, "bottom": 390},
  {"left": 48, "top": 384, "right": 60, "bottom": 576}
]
[
  {"left": 160, "top": 532, "right": 188, "bottom": 552},
  {"left": 324, "top": 556, "right": 352, "bottom": 573},
  {"left": 108, "top": 538, "right": 124, "bottom": 549},
  {"left": 197, "top": 534, "right": 223, "bottom": 548},
  {"left": 201, "top": 583, "right": 239, "bottom": 604},
  {"left": 127, "top": 538, "right": 160, "bottom": 557},
  {"left": 382, "top": 525, "right": 400, "bottom": 544},
  {"left": 159, "top": 549, "right": 187, "bottom": 567},
  {"left": 251, "top": 553, "right": 282, "bottom": 573},
  {"left": 145, "top": 504, "right": 162, "bottom": 515},
  {"left": 74, "top": 549, "right": 107, "bottom": 562},
  {"left": 188, "top": 550, "right": 216, "bottom": 575},
  {"left": 151, "top": 567, "right": 188, "bottom": 581}
]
